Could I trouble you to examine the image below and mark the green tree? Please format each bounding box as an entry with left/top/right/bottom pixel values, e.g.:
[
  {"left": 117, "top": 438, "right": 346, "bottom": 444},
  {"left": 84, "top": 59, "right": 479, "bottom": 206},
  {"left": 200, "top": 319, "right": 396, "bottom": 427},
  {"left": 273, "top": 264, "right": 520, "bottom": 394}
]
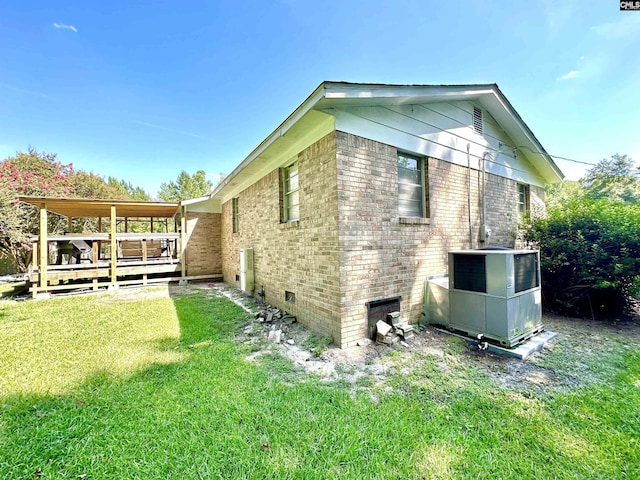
[
  {"left": 0, "top": 149, "right": 74, "bottom": 271},
  {"left": 0, "top": 148, "right": 126, "bottom": 272},
  {"left": 522, "top": 154, "right": 640, "bottom": 318},
  {"left": 158, "top": 170, "right": 213, "bottom": 201},
  {"left": 544, "top": 180, "right": 586, "bottom": 211},
  {"left": 580, "top": 153, "right": 640, "bottom": 204},
  {"left": 107, "top": 177, "right": 151, "bottom": 201}
]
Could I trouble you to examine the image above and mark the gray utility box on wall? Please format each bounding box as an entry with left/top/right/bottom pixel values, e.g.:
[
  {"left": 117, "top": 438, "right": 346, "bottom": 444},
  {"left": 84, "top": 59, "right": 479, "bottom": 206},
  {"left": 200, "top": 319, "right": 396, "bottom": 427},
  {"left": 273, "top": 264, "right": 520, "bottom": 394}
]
[{"left": 426, "top": 249, "right": 543, "bottom": 348}]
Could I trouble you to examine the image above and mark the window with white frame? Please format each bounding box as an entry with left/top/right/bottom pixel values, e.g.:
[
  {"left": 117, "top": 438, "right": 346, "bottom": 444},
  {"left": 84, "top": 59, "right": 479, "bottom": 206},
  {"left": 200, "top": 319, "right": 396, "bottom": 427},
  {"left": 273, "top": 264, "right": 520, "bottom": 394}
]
[
  {"left": 283, "top": 162, "right": 300, "bottom": 222},
  {"left": 517, "top": 183, "right": 530, "bottom": 215},
  {"left": 232, "top": 197, "right": 239, "bottom": 233},
  {"left": 398, "top": 152, "right": 428, "bottom": 218}
]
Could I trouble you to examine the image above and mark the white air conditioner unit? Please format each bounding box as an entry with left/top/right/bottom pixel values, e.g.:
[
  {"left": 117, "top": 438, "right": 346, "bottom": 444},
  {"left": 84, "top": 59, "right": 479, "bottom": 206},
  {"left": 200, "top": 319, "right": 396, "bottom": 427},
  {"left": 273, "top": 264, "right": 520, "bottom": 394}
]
[{"left": 425, "top": 249, "right": 543, "bottom": 347}]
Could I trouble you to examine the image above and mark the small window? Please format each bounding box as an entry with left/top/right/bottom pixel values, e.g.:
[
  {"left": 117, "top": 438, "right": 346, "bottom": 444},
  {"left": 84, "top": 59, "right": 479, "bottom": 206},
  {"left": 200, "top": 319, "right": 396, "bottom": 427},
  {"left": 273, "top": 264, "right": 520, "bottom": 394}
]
[
  {"left": 473, "top": 106, "right": 483, "bottom": 136},
  {"left": 232, "top": 197, "right": 239, "bottom": 233},
  {"left": 283, "top": 162, "right": 300, "bottom": 222},
  {"left": 398, "top": 153, "right": 428, "bottom": 218},
  {"left": 517, "top": 183, "right": 530, "bottom": 215}
]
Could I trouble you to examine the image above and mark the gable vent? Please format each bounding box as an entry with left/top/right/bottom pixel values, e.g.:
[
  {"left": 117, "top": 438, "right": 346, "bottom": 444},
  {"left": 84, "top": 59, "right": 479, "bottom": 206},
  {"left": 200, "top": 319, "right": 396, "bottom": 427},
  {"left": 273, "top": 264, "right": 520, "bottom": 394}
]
[{"left": 473, "top": 106, "right": 483, "bottom": 136}]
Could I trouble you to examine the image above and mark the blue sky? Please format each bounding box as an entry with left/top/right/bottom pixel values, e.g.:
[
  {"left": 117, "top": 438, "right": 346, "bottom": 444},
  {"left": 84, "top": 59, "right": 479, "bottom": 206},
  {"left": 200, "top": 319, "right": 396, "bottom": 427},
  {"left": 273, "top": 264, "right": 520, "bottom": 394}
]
[{"left": 1, "top": 1, "right": 638, "bottom": 196}]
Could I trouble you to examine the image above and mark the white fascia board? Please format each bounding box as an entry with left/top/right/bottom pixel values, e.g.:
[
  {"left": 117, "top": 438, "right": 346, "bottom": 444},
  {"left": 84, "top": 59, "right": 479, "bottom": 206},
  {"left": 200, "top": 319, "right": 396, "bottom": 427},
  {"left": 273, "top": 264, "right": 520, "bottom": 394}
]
[
  {"left": 211, "top": 83, "right": 327, "bottom": 199},
  {"left": 323, "top": 82, "right": 496, "bottom": 101},
  {"left": 181, "top": 195, "right": 212, "bottom": 206},
  {"left": 180, "top": 196, "right": 221, "bottom": 213}
]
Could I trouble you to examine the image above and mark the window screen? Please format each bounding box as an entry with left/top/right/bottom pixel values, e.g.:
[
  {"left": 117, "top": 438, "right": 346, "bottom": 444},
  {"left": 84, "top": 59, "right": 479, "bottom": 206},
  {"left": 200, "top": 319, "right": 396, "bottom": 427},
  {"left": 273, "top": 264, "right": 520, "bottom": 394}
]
[
  {"left": 398, "top": 153, "right": 424, "bottom": 217},
  {"left": 514, "top": 253, "right": 539, "bottom": 293},
  {"left": 283, "top": 163, "right": 299, "bottom": 221},
  {"left": 453, "top": 254, "right": 487, "bottom": 293},
  {"left": 232, "top": 197, "right": 239, "bottom": 233}
]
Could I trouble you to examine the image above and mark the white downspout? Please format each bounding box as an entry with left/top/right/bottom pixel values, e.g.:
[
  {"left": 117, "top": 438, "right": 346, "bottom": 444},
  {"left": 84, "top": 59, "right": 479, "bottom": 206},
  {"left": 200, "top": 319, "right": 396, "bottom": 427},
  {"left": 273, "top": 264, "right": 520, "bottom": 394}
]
[{"left": 467, "top": 144, "right": 473, "bottom": 249}]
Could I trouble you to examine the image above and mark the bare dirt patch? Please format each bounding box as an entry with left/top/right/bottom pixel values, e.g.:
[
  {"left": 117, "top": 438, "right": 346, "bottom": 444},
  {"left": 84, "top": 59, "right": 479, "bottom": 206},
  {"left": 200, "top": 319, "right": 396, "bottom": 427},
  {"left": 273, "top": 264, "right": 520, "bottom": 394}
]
[
  {"left": 84, "top": 282, "right": 640, "bottom": 397},
  {"left": 227, "top": 285, "right": 640, "bottom": 396}
]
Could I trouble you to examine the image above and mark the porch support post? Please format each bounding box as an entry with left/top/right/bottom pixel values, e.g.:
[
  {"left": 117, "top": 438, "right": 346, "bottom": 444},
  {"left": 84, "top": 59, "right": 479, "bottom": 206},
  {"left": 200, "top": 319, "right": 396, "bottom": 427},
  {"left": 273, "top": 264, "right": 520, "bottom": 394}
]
[
  {"left": 180, "top": 206, "right": 186, "bottom": 278},
  {"left": 67, "top": 216, "right": 72, "bottom": 233},
  {"left": 38, "top": 203, "right": 48, "bottom": 295},
  {"left": 32, "top": 241, "right": 38, "bottom": 269},
  {"left": 110, "top": 205, "right": 117, "bottom": 288},
  {"left": 98, "top": 217, "right": 102, "bottom": 232}
]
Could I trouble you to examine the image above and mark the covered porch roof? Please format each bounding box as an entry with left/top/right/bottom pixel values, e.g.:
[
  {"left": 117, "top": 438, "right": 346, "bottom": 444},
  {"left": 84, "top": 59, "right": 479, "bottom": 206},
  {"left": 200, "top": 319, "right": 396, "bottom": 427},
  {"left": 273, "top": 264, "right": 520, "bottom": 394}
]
[{"left": 18, "top": 196, "right": 181, "bottom": 218}]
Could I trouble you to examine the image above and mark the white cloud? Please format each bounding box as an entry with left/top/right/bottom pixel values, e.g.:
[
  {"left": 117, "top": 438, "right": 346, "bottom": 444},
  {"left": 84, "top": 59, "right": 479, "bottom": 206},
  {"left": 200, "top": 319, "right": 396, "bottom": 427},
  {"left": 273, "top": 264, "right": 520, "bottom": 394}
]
[
  {"left": 559, "top": 70, "right": 579, "bottom": 80},
  {"left": 53, "top": 22, "right": 78, "bottom": 33},
  {"left": 591, "top": 15, "right": 640, "bottom": 40}
]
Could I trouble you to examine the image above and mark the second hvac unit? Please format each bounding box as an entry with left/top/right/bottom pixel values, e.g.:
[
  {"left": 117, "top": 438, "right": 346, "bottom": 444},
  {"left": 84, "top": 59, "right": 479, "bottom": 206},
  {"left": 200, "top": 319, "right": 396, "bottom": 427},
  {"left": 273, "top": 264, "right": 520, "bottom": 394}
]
[{"left": 427, "top": 249, "right": 543, "bottom": 347}]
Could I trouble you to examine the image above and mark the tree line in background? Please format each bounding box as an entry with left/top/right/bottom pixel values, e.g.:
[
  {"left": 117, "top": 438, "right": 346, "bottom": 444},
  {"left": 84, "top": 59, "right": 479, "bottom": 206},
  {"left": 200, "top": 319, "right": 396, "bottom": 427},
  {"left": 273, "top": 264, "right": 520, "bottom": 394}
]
[
  {"left": 522, "top": 154, "right": 640, "bottom": 318},
  {"left": 0, "top": 148, "right": 214, "bottom": 272}
]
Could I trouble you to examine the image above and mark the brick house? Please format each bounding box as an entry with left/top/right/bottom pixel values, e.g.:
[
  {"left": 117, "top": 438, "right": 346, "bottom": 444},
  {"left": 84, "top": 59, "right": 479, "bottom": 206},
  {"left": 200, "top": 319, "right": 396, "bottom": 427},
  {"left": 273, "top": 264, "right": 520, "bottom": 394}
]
[{"left": 187, "top": 82, "right": 563, "bottom": 347}]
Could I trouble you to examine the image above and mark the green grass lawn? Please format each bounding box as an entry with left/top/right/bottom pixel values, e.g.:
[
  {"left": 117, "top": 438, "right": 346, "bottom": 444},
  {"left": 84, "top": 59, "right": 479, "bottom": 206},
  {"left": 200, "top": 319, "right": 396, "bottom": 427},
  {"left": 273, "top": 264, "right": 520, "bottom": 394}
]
[{"left": 1, "top": 288, "right": 639, "bottom": 479}]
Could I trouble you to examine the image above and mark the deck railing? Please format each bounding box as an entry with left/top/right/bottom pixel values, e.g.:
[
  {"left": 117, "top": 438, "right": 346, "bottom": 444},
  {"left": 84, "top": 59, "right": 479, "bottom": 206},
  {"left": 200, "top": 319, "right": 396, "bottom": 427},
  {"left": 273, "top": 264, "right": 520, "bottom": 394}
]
[{"left": 29, "top": 233, "right": 184, "bottom": 296}]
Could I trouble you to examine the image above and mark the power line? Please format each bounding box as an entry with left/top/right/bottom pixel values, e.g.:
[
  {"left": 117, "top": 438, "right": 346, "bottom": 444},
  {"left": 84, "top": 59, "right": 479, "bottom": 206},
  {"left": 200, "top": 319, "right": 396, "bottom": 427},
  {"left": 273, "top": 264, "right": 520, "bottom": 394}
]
[
  {"left": 344, "top": 104, "right": 599, "bottom": 169},
  {"left": 511, "top": 145, "right": 597, "bottom": 166}
]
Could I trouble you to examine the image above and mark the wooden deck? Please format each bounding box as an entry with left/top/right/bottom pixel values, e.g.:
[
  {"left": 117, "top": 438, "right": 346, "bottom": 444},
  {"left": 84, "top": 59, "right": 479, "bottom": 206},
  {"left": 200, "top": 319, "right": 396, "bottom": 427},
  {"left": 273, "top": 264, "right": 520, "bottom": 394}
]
[
  {"left": 20, "top": 196, "right": 222, "bottom": 297},
  {"left": 28, "top": 233, "right": 217, "bottom": 295}
]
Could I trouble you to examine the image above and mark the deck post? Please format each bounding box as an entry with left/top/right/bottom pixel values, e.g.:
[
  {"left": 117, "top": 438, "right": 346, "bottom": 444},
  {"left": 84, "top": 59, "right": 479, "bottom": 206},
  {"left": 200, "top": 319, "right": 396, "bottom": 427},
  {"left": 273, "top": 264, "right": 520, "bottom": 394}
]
[
  {"left": 38, "top": 203, "right": 48, "bottom": 297},
  {"left": 32, "top": 241, "right": 38, "bottom": 269},
  {"left": 32, "top": 241, "right": 38, "bottom": 298},
  {"left": 92, "top": 241, "right": 99, "bottom": 291},
  {"left": 67, "top": 216, "right": 72, "bottom": 233},
  {"left": 142, "top": 239, "right": 148, "bottom": 285},
  {"left": 98, "top": 217, "right": 102, "bottom": 232},
  {"left": 110, "top": 205, "right": 117, "bottom": 289},
  {"left": 180, "top": 206, "right": 186, "bottom": 279}
]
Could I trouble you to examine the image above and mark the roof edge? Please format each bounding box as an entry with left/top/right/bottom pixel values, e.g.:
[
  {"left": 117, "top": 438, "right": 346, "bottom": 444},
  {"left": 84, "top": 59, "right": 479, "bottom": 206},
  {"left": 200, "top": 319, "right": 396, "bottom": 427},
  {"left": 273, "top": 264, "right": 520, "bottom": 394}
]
[
  {"left": 490, "top": 84, "right": 564, "bottom": 181},
  {"left": 18, "top": 195, "right": 179, "bottom": 207},
  {"left": 211, "top": 81, "right": 564, "bottom": 197},
  {"left": 211, "top": 82, "right": 328, "bottom": 198}
]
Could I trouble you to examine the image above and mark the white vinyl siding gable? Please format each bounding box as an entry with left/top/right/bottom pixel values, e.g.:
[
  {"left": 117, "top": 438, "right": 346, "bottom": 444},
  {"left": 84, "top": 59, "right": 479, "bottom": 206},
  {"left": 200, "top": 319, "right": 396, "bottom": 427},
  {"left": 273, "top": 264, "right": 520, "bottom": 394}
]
[{"left": 330, "top": 100, "right": 548, "bottom": 188}]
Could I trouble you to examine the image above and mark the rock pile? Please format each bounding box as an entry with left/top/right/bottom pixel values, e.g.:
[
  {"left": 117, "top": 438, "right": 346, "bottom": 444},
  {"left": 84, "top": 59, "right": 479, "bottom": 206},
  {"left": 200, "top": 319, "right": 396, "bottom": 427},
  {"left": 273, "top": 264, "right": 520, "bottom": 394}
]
[
  {"left": 254, "top": 305, "right": 298, "bottom": 344},
  {"left": 376, "top": 311, "right": 414, "bottom": 345}
]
